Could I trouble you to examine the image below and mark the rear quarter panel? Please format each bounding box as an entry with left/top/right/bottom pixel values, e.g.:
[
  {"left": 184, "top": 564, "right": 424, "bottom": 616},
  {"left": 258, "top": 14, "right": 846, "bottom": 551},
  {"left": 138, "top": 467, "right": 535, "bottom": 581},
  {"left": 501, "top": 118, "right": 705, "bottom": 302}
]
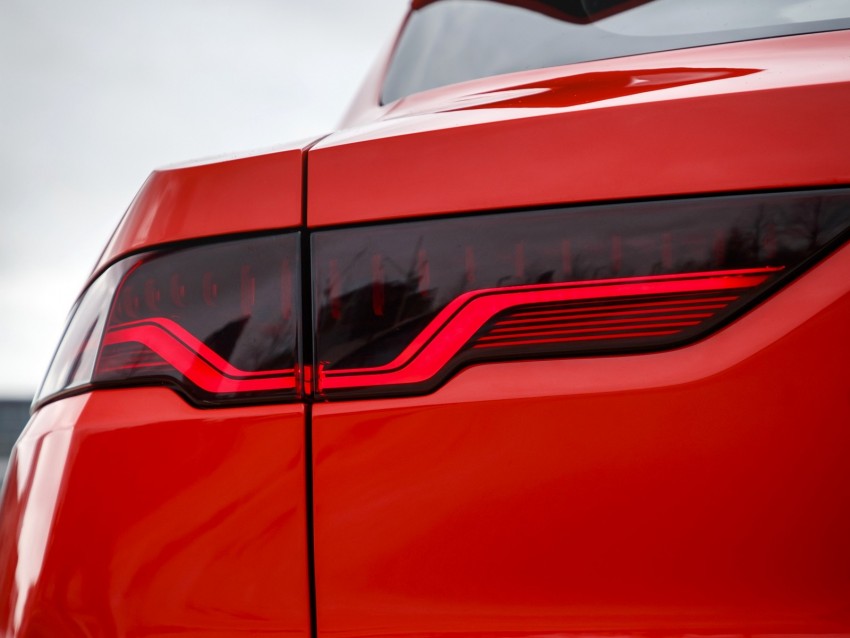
[
  {"left": 309, "top": 30, "right": 850, "bottom": 638},
  {"left": 312, "top": 231, "right": 850, "bottom": 638},
  {"left": 0, "top": 389, "right": 310, "bottom": 638}
]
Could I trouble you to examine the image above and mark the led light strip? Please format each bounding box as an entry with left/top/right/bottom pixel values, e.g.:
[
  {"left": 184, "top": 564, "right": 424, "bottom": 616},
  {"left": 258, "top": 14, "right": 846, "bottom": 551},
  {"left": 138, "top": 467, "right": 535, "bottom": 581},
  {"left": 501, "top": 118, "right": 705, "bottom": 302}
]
[
  {"left": 475, "top": 296, "right": 740, "bottom": 346},
  {"left": 100, "top": 317, "right": 296, "bottom": 393},
  {"left": 318, "top": 268, "right": 780, "bottom": 393}
]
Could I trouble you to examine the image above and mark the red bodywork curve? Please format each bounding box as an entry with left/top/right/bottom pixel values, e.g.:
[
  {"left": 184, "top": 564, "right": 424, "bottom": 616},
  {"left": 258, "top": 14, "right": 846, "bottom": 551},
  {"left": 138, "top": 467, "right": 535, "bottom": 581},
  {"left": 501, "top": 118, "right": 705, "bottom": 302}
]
[
  {"left": 0, "top": 390, "right": 310, "bottom": 637},
  {"left": 94, "top": 138, "right": 319, "bottom": 277},
  {"left": 323, "top": 30, "right": 850, "bottom": 226}
]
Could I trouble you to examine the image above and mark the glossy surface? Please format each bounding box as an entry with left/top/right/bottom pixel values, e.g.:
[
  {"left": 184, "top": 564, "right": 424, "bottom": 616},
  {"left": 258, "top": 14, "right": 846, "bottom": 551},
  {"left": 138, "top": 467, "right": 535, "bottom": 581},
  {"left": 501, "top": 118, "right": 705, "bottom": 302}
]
[
  {"left": 311, "top": 188, "right": 850, "bottom": 397},
  {"left": 0, "top": 390, "right": 310, "bottom": 637},
  {"left": 39, "top": 233, "right": 302, "bottom": 407},
  {"left": 317, "top": 30, "right": 850, "bottom": 226},
  {"left": 312, "top": 240, "right": 850, "bottom": 638},
  {"left": 385, "top": 0, "right": 850, "bottom": 102},
  {"left": 5, "top": 6, "right": 850, "bottom": 638},
  {"left": 318, "top": 268, "right": 774, "bottom": 396},
  {"left": 95, "top": 139, "right": 315, "bottom": 277}
]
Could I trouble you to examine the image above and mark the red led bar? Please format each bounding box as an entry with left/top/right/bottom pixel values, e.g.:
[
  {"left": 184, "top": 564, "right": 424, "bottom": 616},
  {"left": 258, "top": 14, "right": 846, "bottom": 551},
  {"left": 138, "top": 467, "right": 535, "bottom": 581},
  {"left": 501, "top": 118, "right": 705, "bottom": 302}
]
[
  {"left": 475, "top": 294, "right": 740, "bottom": 346},
  {"left": 317, "top": 268, "right": 775, "bottom": 393},
  {"left": 100, "top": 318, "right": 296, "bottom": 393},
  {"left": 36, "top": 233, "right": 300, "bottom": 407}
]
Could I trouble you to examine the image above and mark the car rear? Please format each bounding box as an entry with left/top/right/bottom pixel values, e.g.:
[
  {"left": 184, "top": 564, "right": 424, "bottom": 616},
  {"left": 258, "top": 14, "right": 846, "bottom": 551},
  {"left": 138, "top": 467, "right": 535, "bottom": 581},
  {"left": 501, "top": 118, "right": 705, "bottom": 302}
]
[{"left": 2, "top": 2, "right": 850, "bottom": 637}]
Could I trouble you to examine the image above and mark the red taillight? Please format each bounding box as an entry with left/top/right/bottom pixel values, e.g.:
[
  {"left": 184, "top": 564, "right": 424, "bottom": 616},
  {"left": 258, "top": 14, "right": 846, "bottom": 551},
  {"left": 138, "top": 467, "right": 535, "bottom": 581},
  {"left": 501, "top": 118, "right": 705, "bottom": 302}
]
[
  {"left": 35, "top": 189, "right": 850, "bottom": 406},
  {"left": 97, "top": 318, "right": 296, "bottom": 393},
  {"left": 317, "top": 269, "right": 775, "bottom": 393},
  {"left": 36, "top": 234, "right": 300, "bottom": 406},
  {"left": 311, "top": 190, "right": 850, "bottom": 398}
]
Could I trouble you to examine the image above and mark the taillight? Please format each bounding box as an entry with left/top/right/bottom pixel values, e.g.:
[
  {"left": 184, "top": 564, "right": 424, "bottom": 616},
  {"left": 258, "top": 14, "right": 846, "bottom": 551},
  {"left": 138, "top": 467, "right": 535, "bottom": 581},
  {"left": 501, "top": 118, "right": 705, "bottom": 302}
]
[
  {"left": 311, "top": 190, "right": 850, "bottom": 399},
  {"left": 36, "top": 233, "right": 300, "bottom": 407},
  {"left": 35, "top": 189, "right": 850, "bottom": 407}
]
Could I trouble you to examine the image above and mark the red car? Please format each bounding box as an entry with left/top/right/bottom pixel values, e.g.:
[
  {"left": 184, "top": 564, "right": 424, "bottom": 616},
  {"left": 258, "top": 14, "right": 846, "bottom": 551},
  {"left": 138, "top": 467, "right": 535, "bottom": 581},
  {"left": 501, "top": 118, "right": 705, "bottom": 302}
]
[{"left": 3, "top": 1, "right": 850, "bottom": 636}]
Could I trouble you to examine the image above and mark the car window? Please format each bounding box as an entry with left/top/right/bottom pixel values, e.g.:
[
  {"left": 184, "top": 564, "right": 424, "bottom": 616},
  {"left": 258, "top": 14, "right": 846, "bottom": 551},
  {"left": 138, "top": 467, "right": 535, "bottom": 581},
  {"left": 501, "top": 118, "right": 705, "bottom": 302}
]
[{"left": 383, "top": 0, "right": 850, "bottom": 103}]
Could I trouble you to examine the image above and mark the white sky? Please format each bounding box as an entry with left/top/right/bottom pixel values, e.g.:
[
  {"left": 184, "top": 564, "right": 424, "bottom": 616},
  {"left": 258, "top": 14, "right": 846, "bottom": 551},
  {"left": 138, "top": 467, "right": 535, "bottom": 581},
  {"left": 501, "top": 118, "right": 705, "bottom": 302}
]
[{"left": 0, "top": 0, "right": 408, "bottom": 398}]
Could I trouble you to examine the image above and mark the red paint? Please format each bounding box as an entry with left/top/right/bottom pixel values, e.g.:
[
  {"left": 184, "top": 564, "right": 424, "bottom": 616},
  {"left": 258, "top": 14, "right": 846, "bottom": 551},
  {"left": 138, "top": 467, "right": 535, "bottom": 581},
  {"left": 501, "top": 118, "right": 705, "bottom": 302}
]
[
  {"left": 95, "top": 139, "right": 317, "bottom": 277},
  {"left": 318, "top": 31, "right": 850, "bottom": 227},
  {"left": 0, "top": 389, "right": 310, "bottom": 637},
  {"left": 312, "top": 241, "right": 850, "bottom": 638}
]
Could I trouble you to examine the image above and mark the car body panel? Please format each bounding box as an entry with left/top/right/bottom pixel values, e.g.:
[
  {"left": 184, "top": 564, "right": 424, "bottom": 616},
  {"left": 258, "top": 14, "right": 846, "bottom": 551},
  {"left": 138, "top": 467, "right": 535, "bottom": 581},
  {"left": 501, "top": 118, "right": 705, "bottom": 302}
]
[
  {"left": 94, "top": 139, "right": 316, "bottom": 277},
  {"left": 312, "top": 238, "right": 850, "bottom": 638},
  {"left": 0, "top": 390, "right": 310, "bottom": 637},
  {"left": 311, "top": 30, "right": 850, "bottom": 227}
]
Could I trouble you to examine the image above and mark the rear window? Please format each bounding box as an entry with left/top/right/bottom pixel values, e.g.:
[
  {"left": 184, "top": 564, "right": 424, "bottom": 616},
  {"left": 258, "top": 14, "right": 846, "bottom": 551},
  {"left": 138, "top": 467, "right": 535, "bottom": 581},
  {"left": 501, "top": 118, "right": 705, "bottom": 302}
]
[{"left": 383, "top": 0, "right": 850, "bottom": 103}]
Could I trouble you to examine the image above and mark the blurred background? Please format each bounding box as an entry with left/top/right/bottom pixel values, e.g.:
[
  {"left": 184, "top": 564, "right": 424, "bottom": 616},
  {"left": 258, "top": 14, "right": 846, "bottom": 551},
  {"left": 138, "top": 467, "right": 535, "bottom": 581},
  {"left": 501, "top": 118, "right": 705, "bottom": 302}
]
[{"left": 0, "top": 0, "right": 408, "bottom": 465}]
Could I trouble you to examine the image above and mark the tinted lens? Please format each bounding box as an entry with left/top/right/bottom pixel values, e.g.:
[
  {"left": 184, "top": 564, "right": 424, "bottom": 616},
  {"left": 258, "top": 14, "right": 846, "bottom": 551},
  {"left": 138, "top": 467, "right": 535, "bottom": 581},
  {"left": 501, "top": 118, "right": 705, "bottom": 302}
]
[
  {"left": 312, "top": 190, "right": 850, "bottom": 398},
  {"left": 36, "top": 190, "right": 850, "bottom": 406},
  {"left": 37, "top": 233, "right": 301, "bottom": 407}
]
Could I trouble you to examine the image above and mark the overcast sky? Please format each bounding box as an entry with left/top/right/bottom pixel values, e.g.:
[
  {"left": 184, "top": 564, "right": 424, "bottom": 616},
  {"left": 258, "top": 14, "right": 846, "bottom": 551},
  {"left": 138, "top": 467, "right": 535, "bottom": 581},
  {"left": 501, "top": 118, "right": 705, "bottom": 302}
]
[{"left": 0, "top": 0, "right": 408, "bottom": 399}]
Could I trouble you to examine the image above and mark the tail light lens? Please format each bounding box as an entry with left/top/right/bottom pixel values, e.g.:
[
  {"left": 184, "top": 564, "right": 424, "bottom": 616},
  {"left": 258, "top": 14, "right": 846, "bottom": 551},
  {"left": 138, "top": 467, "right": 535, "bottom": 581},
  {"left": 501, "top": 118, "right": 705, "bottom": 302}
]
[
  {"left": 36, "top": 233, "right": 301, "bottom": 407},
  {"left": 312, "top": 190, "right": 850, "bottom": 399},
  {"left": 35, "top": 189, "right": 850, "bottom": 407}
]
